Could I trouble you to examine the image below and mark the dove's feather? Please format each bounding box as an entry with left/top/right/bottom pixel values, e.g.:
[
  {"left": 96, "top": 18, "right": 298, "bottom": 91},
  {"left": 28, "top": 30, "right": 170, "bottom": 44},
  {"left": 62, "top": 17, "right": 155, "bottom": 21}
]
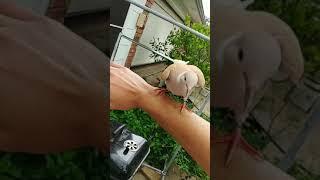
[
  {"left": 188, "top": 65, "right": 205, "bottom": 87},
  {"left": 160, "top": 64, "right": 176, "bottom": 81},
  {"left": 160, "top": 63, "right": 205, "bottom": 99},
  {"left": 172, "top": 59, "right": 189, "bottom": 64}
]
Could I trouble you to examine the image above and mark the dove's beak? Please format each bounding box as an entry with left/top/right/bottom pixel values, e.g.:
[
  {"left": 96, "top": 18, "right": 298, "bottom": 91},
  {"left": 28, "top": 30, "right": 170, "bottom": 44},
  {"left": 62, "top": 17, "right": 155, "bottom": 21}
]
[{"left": 185, "top": 84, "right": 193, "bottom": 101}]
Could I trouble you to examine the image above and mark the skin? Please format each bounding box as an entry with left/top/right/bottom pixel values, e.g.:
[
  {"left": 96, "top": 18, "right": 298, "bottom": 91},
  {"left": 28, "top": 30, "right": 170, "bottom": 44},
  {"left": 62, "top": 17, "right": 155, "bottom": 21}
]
[
  {"left": 110, "top": 63, "right": 210, "bottom": 175},
  {"left": 0, "top": 1, "right": 106, "bottom": 153}
]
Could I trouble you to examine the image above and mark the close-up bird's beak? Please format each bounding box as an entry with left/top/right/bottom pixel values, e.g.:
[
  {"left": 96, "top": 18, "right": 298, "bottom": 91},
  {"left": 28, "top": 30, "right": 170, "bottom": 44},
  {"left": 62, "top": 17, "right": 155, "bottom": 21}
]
[{"left": 186, "top": 84, "right": 189, "bottom": 98}]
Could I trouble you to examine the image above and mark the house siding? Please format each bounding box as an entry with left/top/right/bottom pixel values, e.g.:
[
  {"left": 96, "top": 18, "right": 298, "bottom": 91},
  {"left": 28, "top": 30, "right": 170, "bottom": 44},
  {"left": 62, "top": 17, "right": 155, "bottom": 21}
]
[{"left": 130, "top": 0, "right": 183, "bottom": 66}]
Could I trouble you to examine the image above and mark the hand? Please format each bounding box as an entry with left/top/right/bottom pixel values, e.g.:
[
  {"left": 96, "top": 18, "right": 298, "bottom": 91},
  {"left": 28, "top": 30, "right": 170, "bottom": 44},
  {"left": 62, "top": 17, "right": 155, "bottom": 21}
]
[
  {"left": 0, "top": 1, "right": 107, "bottom": 153},
  {"left": 0, "top": 1, "right": 106, "bottom": 83},
  {"left": 110, "top": 63, "right": 156, "bottom": 110}
]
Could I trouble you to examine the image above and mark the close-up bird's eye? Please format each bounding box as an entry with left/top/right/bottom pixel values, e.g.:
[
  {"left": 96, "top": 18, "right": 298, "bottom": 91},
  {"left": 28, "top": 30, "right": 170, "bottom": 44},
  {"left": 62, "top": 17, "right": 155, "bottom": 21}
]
[
  {"left": 238, "top": 48, "right": 244, "bottom": 62},
  {"left": 184, "top": 76, "right": 187, "bottom": 81}
]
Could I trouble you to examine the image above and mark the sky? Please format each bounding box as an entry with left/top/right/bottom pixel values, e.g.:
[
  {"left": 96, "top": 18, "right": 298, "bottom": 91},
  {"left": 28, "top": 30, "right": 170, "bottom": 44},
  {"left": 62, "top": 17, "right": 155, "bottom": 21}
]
[{"left": 202, "top": 0, "right": 210, "bottom": 19}]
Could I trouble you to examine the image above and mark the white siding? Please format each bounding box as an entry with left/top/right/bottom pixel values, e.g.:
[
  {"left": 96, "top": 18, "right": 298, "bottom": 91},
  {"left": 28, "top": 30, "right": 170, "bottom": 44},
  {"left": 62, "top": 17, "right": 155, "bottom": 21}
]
[{"left": 112, "top": 0, "right": 146, "bottom": 65}]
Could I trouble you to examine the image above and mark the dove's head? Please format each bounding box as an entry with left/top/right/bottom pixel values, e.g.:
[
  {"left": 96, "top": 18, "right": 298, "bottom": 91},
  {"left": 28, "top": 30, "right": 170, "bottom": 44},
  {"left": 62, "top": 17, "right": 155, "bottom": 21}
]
[
  {"left": 214, "top": 31, "right": 282, "bottom": 110},
  {"left": 178, "top": 71, "right": 198, "bottom": 99}
]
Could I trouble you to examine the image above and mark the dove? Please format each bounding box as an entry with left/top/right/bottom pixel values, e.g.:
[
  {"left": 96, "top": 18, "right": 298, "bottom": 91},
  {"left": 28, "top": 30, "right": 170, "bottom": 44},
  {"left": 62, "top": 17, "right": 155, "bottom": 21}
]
[
  {"left": 156, "top": 60, "right": 205, "bottom": 112},
  {"left": 213, "top": 3, "right": 304, "bottom": 166}
]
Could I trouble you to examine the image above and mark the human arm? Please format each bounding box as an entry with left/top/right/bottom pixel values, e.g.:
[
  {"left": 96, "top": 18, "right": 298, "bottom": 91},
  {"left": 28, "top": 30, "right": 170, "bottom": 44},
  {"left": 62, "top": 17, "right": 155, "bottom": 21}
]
[
  {"left": 0, "top": 1, "right": 107, "bottom": 153},
  {"left": 110, "top": 63, "right": 210, "bottom": 175},
  {"left": 139, "top": 89, "right": 210, "bottom": 175}
]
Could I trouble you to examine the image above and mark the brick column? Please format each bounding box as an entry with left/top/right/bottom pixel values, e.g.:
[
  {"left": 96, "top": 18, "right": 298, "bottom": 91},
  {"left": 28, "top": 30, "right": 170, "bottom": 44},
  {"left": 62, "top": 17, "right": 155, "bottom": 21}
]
[
  {"left": 46, "top": 0, "right": 68, "bottom": 23},
  {"left": 124, "top": 0, "right": 155, "bottom": 68}
]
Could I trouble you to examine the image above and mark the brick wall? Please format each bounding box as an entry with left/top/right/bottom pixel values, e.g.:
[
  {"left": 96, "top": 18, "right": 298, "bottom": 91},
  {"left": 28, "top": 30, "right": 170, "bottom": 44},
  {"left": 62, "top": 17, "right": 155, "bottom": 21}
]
[{"left": 124, "top": 0, "right": 155, "bottom": 68}]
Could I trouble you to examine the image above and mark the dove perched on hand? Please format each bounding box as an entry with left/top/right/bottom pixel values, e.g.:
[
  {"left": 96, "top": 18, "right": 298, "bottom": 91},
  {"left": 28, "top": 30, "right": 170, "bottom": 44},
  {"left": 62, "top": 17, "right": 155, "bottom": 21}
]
[
  {"left": 156, "top": 60, "right": 205, "bottom": 112},
  {"left": 213, "top": 2, "right": 304, "bottom": 166}
]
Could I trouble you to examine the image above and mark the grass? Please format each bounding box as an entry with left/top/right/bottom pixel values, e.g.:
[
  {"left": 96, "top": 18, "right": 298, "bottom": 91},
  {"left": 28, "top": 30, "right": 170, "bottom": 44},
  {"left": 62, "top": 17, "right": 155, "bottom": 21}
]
[
  {"left": 213, "top": 108, "right": 269, "bottom": 151},
  {"left": 0, "top": 149, "right": 109, "bottom": 180}
]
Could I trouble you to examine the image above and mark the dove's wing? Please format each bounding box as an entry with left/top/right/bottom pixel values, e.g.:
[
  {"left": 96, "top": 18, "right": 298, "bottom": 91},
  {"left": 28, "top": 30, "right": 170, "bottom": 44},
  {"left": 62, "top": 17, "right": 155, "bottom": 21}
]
[
  {"left": 248, "top": 11, "right": 304, "bottom": 84},
  {"left": 188, "top": 65, "right": 205, "bottom": 87},
  {"left": 160, "top": 64, "right": 176, "bottom": 81}
]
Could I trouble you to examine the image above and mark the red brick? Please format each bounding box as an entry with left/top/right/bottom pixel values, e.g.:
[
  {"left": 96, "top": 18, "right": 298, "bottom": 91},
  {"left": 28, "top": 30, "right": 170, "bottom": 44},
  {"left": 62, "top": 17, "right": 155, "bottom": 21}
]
[
  {"left": 125, "top": 56, "right": 134, "bottom": 67},
  {"left": 127, "top": 53, "right": 135, "bottom": 58},
  {"left": 131, "top": 44, "right": 138, "bottom": 48},
  {"left": 145, "top": 1, "right": 152, "bottom": 7},
  {"left": 136, "top": 28, "right": 144, "bottom": 34},
  {"left": 135, "top": 33, "right": 142, "bottom": 38},
  {"left": 129, "top": 48, "right": 136, "bottom": 53},
  {"left": 146, "top": 0, "right": 154, "bottom": 7}
]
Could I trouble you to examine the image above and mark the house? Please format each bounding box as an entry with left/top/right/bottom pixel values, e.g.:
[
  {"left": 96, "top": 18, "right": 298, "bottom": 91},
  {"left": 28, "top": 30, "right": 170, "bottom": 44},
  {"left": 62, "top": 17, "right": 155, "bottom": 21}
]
[{"left": 110, "top": 0, "right": 206, "bottom": 67}]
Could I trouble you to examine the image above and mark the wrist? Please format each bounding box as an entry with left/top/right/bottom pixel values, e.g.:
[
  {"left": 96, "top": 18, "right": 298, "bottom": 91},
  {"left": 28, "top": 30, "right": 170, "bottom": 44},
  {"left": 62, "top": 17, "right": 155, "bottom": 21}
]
[{"left": 136, "top": 85, "right": 157, "bottom": 110}]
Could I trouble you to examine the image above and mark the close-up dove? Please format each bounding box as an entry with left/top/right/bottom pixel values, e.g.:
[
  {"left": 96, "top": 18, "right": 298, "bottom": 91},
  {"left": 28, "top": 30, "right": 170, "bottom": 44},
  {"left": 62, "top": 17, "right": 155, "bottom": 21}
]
[
  {"left": 156, "top": 60, "right": 205, "bottom": 112},
  {"left": 213, "top": 2, "right": 304, "bottom": 166}
]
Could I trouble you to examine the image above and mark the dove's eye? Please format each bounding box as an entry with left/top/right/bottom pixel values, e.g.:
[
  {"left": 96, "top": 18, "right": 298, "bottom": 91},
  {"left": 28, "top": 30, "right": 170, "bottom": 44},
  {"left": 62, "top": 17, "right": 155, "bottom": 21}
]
[
  {"left": 238, "top": 48, "right": 244, "bottom": 62},
  {"left": 184, "top": 76, "right": 187, "bottom": 81}
]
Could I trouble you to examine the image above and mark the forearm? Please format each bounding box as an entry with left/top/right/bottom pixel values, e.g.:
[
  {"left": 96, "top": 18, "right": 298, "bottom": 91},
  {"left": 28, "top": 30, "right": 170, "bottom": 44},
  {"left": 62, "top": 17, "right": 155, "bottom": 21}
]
[{"left": 139, "top": 89, "right": 210, "bottom": 175}]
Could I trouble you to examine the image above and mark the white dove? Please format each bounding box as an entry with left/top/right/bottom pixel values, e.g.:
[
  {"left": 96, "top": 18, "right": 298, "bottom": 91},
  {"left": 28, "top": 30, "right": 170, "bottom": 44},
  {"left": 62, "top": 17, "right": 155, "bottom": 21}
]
[
  {"left": 213, "top": 3, "right": 304, "bottom": 166},
  {"left": 156, "top": 60, "right": 205, "bottom": 112}
]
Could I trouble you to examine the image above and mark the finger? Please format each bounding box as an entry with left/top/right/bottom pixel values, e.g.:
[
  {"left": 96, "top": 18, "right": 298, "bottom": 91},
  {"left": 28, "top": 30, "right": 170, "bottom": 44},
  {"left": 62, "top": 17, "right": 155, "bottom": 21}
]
[
  {"left": 110, "top": 62, "right": 124, "bottom": 68},
  {"left": 0, "top": 1, "right": 42, "bottom": 21},
  {"left": 110, "top": 66, "right": 120, "bottom": 72}
]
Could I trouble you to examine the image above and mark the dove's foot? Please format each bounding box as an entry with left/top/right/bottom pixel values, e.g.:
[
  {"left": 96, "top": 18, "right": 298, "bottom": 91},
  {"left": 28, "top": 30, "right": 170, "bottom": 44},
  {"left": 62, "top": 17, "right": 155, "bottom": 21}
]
[
  {"left": 154, "top": 88, "right": 168, "bottom": 96},
  {"left": 214, "top": 128, "right": 263, "bottom": 167},
  {"left": 180, "top": 103, "right": 192, "bottom": 112}
]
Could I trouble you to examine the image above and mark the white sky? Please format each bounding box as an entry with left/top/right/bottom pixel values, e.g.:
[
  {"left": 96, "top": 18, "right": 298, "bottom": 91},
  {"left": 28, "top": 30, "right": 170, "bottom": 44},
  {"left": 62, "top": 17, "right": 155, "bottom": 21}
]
[{"left": 202, "top": 0, "right": 210, "bottom": 19}]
